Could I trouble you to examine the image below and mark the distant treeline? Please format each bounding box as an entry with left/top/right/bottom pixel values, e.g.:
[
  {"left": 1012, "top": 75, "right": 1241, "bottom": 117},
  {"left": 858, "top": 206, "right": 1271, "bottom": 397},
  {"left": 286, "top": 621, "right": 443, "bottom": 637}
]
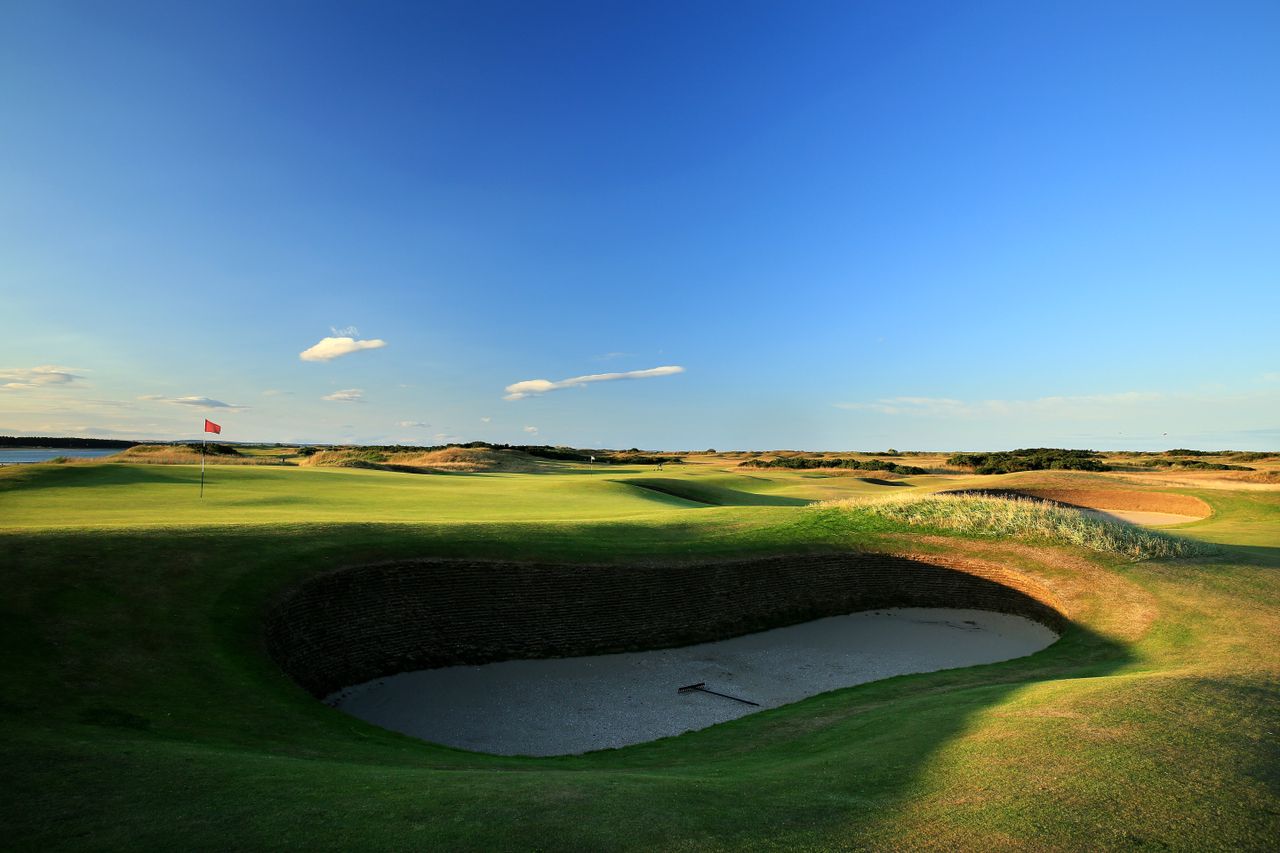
[
  {"left": 1160, "top": 449, "right": 1273, "bottom": 463},
  {"left": 947, "top": 448, "right": 1109, "bottom": 475},
  {"left": 1110, "top": 449, "right": 1275, "bottom": 462},
  {"left": 1142, "top": 459, "right": 1253, "bottom": 471},
  {"left": 0, "top": 436, "right": 136, "bottom": 448},
  {"left": 739, "top": 457, "right": 928, "bottom": 475},
  {"left": 183, "top": 443, "right": 241, "bottom": 456}
]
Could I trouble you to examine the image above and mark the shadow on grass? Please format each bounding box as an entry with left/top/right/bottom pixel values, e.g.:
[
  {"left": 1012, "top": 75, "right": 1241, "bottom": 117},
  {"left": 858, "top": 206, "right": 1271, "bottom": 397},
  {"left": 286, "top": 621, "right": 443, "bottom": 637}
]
[
  {"left": 618, "top": 477, "right": 813, "bottom": 507},
  {"left": 0, "top": 461, "right": 291, "bottom": 493},
  {"left": 1201, "top": 543, "right": 1280, "bottom": 569},
  {"left": 4, "top": 520, "right": 1137, "bottom": 849}
]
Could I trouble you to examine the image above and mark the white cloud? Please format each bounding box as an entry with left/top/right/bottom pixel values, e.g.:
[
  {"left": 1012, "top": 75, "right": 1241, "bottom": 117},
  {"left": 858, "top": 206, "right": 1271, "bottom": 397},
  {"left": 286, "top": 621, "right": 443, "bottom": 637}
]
[
  {"left": 523, "top": 425, "right": 539, "bottom": 435},
  {"left": 504, "top": 365, "right": 684, "bottom": 400},
  {"left": 0, "top": 365, "right": 84, "bottom": 390},
  {"left": 261, "top": 389, "right": 293, "bottom": 397},
  {"left": 398, "top": 420, "right": 430, "bottom": 428},
  {"left": 323, "top": 389, "right": 365, "bottom": 403},
  {"left": 480, "top": 416, "right": 492, "bottom": 423},
  {"left": 138, "top": 394, "right": 247, "bottom": 410},
  {"left": 299, "top": 336, "right": 387, "bottom": 362}
]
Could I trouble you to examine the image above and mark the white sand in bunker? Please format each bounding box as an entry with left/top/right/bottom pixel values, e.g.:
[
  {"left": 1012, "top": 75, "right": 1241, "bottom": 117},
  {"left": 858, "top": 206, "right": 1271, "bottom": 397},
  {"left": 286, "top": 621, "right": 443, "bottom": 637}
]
[
  {"left": 1080, "top": 508, "right": 1202, "bottom": 526},
  {"left": 325, "top": 608, "right": 1058, "bottom": 756}
]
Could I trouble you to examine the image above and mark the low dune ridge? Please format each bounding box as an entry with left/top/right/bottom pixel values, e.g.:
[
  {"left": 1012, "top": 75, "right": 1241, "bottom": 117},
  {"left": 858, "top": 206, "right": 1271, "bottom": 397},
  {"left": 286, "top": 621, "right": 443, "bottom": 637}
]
[
  {"left": 394, "top": 446, "right": 544, "bottom": 472},
  {"left": 300, "top": 446, "right": 546, "bottom": 474},
  {"left": 107, "top": 444, "right": 283, "bottom": 466}
]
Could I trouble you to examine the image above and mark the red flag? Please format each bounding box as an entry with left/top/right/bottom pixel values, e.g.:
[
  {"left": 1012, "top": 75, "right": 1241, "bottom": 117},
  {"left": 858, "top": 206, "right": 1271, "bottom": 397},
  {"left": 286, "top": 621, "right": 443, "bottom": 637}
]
[{"left": 204, "top": 419, "right": 222, "bottom": 434}]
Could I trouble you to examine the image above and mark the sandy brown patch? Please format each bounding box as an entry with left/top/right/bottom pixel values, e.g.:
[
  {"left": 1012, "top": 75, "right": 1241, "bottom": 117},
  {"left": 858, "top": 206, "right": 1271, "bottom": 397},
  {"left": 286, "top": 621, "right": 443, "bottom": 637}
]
[
  {"left": 949, "top": 487, "right": 1211, "bottom": 518},
  {"left": 885, "top": 536, "right": 1159, "bottom": 643},
  {"left": 1079, "top": 508, "right": 1202, "bottom": 527}
]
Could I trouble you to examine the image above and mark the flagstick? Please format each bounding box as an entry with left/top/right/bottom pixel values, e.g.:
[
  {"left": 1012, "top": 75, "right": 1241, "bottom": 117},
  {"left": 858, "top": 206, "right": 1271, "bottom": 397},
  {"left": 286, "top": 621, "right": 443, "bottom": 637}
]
[{"left": 200, "top": 435, "right": 205, "bottom": 499}]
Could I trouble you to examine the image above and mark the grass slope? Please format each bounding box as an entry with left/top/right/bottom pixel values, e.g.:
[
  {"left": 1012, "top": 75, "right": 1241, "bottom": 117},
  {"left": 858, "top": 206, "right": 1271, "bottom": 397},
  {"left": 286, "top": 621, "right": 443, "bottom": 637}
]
[
  {"left": 619, "top": 475, "right": 813, "bottom": 506},
  {"left": 1, "top": 462, "right": 1277, "bottom": 850}
]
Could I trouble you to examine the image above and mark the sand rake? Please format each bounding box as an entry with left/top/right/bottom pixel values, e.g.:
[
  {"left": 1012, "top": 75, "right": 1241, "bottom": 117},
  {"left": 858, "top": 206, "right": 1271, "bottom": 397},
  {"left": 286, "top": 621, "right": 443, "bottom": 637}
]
[{"left": 676, "top": 682, "right": 760, "bottom": 707}]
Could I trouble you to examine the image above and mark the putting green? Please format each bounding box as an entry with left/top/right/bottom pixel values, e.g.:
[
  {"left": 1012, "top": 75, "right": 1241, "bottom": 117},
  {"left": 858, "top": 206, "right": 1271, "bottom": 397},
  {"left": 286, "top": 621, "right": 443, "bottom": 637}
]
[{"left": 1, "top": 461, "right": 1277, "bottom": 850}]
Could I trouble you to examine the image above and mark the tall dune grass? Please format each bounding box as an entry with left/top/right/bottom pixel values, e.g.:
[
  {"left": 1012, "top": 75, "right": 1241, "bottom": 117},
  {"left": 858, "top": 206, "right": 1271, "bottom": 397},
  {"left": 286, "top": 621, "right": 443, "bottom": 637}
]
[
  {"left": 298, "top": 446, "right": 545, "bottom": 473},
  {"left": 819, "top": 493, "right": 1209, "bottom": 560},
  {"left": 109, "top": 446, "right": 289, "bottom": 466}
]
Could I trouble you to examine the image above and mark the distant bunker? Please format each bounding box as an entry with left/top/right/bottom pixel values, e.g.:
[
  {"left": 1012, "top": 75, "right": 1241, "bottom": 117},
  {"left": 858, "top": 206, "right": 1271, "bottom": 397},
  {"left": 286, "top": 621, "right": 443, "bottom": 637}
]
[
  {"left": 266, "top": 554, "right": 1066, "bottom": 755},
  {"left": 948, "top": 488, "right": 1212, "bottom": 527}
]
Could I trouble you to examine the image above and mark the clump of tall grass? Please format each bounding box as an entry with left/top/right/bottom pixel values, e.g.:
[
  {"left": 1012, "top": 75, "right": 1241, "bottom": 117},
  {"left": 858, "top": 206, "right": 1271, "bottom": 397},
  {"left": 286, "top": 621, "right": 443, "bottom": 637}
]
[{"left": 819, "top": 493, "right": 1209, "bottom": 561}]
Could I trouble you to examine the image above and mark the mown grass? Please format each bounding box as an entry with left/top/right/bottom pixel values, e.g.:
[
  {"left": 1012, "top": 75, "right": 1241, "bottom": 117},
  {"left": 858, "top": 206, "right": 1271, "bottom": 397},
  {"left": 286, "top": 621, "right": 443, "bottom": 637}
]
[
  {"left": 1, "top": 461, "right": 1277, "bottom": 850},
  {"left": 819, "top": 492, "right": 1211, "bottom": 560},
  {"left": 0, "top": 462, "right": 714, "bottom": 529}
]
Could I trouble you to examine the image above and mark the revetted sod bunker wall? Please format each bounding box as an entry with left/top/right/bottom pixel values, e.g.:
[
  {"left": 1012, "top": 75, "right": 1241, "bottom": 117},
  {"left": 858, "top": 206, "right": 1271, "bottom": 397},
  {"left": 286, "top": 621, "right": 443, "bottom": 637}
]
[{"left": 266, "top": 553, "right": 1068, "bottom": 698}]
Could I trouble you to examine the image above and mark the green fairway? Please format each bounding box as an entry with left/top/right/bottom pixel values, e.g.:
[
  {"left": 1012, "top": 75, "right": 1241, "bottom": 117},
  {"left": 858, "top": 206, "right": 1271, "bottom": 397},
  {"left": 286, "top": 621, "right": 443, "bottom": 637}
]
[
  {"left": 0, "top": 463, "right": 754, "bottom": 528},
  {"left": 1, "top": 461, "right": 1277, "bottom": 850}
]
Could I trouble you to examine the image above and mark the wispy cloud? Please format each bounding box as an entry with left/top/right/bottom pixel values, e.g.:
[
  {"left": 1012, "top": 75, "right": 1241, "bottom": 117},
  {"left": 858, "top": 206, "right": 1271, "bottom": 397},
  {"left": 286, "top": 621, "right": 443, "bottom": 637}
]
[
  {"left": 480, "top": 416, "right": 492, "bottom": 423},
  {"left": 0, "top": 365, "right": 84, "bottom": 390},
  {"left": 835, "top": 391, "right": 1168, "bottom": 418},
  {"left": 323, "top": 389, "right": 365, "bottom": 403},
  {"left": 138, "top": 394, "right": 247, "bottom": 410},
  {"left": 398, "top": 420, "right": 430, "bottom": 428},
  {"left": 261, "top": 389, "right": 294, "bottom": 397},
  {"left": 300, "top": 336, "right": 387, "bottom": 362},
  {"left": 523, "top": 425, "right": 539, "bottom": 435},
  {"left": 504, "top": 365, "right": 685, "bottom": 400}
]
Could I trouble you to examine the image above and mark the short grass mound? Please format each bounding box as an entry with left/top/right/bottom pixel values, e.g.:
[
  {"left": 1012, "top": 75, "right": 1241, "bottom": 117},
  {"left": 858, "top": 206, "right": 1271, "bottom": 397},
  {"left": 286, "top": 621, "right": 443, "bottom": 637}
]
[
  {"left": 820, "top": 493, "right": 1209, "bottom": 560},
  {"left": 621, "top": 477, "right": 812, "bottom": 506}
]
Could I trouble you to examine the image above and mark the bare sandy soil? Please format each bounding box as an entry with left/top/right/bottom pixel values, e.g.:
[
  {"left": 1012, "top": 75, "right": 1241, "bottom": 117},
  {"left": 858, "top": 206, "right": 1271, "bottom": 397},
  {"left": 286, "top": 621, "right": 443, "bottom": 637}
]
[
  {"left": 1080, "top": 508, "right": 1203, "bottom": 526},
  {"left": 326, "top": 608, "right": 1058, "bottom": 756}
]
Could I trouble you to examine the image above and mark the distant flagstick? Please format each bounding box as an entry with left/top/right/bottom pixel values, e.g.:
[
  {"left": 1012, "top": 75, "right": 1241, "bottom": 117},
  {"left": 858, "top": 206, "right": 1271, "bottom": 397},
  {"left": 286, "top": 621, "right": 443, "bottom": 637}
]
[{"left": 201, "top": 419, "right": 222, "bottom": 498}]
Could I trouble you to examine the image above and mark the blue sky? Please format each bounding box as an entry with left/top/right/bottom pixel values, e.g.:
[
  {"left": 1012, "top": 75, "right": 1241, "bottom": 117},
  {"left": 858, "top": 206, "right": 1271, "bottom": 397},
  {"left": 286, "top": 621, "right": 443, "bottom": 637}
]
[{"left": 2, "top": 0, "right": 1277, "bottom": 450}]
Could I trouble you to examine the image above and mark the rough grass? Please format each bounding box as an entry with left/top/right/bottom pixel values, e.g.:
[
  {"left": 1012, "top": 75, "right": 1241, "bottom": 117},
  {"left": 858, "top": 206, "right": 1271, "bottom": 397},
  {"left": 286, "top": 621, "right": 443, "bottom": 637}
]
[
  {"left": 820, "top": 493, "right": 1210, "bottom": 560},
  {"left": 299, "top": 446, "right": 547, "bottom": 473},
  {"left": 109, "top": 445, "right": 286, "bottom": 465}
]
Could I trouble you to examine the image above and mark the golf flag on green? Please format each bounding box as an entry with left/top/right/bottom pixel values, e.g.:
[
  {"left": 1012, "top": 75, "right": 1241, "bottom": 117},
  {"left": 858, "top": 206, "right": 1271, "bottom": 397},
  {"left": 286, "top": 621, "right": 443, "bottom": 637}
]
[{"left": 200, "top": 420, "right": 221, "bottom": 498}]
